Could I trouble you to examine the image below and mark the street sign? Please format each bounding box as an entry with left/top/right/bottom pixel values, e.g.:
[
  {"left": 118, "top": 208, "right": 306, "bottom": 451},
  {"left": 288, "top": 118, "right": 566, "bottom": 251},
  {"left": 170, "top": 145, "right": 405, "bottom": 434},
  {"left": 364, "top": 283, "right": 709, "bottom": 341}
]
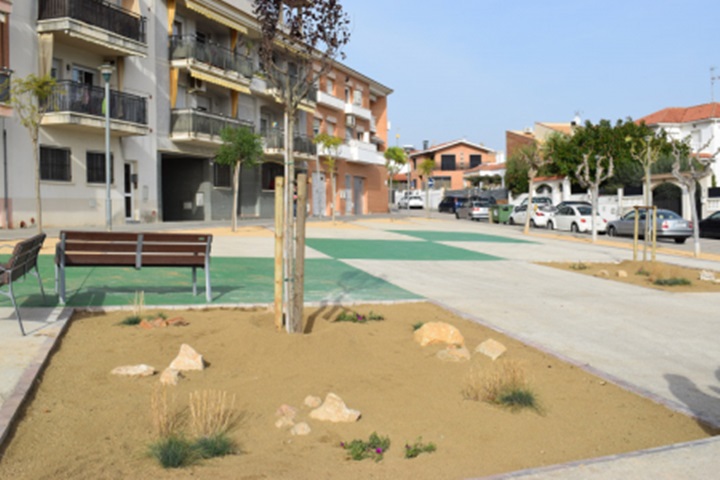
[{"left": 428, "top": 178, "right": 435, "bottom": 188}]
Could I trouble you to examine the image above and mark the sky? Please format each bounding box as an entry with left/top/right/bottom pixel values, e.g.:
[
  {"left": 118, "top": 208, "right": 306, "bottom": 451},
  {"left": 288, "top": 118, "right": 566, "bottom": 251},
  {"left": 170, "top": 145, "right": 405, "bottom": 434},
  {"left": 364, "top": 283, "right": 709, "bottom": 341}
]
[{"left": 340, "top": 0, "right": 720, "bottom": 155}]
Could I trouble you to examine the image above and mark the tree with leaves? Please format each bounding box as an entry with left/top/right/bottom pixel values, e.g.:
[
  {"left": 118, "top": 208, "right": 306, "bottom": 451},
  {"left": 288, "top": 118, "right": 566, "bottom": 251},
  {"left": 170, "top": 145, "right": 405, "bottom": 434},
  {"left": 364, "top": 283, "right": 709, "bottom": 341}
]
[
  {"left": 418, "top": 158, "right": 435, "bottom": 217},
  {"left": 215, "top": 125, "right": 264, "bottom": 232},
  {"left": 313, "top": 132, "right": 342, "bottom": 223},
  {"left": 254, "top": 0, "right": 351, "bottom": 333},
  {"left": 383, "top": 146, "right": 407, "bottom": 213},
  {"left": 668, "top": 137, "right": 716, "bottom": 257},
  {"left": 10, "top": 74, "right": 56, "bottom": 233}
]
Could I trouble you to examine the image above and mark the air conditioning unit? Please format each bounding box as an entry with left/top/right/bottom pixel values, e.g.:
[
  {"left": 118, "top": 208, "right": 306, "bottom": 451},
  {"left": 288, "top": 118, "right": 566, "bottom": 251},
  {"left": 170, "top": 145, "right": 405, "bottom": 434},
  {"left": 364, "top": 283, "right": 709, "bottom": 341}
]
[
  {"left": 345, "top": 114, "right": 356, "bottom": 127},
  {"left": 189, "top": 78, "right": 206, "bottom": 93}
]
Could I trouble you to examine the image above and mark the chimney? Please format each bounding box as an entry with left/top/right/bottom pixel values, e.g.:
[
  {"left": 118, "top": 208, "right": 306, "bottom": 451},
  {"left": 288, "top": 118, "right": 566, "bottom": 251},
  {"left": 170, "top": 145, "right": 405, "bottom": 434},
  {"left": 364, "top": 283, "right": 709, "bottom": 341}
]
[{"left": 423, "top": 140, "right": 429, "bottom": 150}]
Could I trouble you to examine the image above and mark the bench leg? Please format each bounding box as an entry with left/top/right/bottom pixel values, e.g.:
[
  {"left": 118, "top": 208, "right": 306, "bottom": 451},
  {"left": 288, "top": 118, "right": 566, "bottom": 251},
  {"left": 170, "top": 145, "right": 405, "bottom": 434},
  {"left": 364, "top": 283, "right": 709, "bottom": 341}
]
[
  {"left": 59, "top": 265, "right": 66, "bottom": 305},
  {"left": 205, "top": 267, "right": 211, "bottom": 303},
  {"left": 8, "top": 282, "right": 25, "bottom": 336},
  {"left": 34, "top": 265, "right": 46, "bottom": 302},
  {"left": 192, "top": 267, "right": 197, "bottom": 296}
]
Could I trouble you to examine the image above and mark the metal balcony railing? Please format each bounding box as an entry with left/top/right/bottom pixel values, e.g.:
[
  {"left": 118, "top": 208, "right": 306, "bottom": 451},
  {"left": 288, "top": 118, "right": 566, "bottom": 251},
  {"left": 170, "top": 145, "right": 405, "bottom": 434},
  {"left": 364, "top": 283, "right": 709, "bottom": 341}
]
[
  {"left": 45, "top": 80, "right": 147, "bottom": 125},
  {"left": 171, "top": 109, "right": 254, "bottom": 138},
  {"left": 170, "top": 35, "right": 253, "bottom": 78},
  {"left": 0, "top": 70, "right": 11, "bottom": 104},
  {"left": 261, "top": 128, "right": 317, "bottom": 156},
  {"left": 38, "top": 0, "right": 147, "bottom": 43}
]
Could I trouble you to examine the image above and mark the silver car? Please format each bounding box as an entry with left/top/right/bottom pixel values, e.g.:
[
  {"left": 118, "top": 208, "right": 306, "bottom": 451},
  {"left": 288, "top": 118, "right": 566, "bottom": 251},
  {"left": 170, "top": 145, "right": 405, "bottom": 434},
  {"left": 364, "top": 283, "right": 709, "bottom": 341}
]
[
  {"left": 456, "top": 197, "right": 496, "bottom": 221},
  {"left": 607, "top": 209, "right": 692, "bottom": 244}
]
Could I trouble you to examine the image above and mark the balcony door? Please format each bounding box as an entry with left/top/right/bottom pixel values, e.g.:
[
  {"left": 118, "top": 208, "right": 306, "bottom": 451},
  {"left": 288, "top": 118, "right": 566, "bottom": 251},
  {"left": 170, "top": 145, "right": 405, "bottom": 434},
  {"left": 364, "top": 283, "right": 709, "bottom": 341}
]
[
  {"left": 72, "top": 66, "right": 95, "bottom": 86},
  {"left": 124, "top": 163, "right": 135, "bottom": 221}
]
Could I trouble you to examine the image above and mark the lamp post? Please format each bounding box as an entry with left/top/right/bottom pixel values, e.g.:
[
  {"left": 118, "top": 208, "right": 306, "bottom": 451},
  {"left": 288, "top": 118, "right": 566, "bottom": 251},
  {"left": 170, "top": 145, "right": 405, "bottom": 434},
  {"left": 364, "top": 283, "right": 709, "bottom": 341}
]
[{"left": 100, "top": 63, "right": 114, "bottom": 231}]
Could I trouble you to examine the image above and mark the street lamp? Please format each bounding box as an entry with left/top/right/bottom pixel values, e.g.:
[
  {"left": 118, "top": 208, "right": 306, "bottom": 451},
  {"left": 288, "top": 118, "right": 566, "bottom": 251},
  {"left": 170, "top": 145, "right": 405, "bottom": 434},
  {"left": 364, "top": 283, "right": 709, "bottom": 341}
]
[{"left": 100, "top": 63, "right": 114, "bottom": 231}]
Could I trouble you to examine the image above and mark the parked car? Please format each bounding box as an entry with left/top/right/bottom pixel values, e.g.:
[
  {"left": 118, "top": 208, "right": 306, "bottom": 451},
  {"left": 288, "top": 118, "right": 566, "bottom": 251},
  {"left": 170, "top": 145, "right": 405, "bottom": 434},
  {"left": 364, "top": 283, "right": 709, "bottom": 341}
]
[
  {"left": 547, "top": 205, "right": 607, "bottom": 233},
  {"left": 554, "top": 200, "right": 591, "bottom": 210},
  {"left": 699, "top": 211, "right": 720, "bottom": 238},
  {"left": 399, "top": 195, "right": 424, "bottom": 209},
  {"left": 438, "top": 195, "right": 467, "bottom": 214},
  {"left": 508, "top": 202, "right": 554, "bottom": 227},
  {"left": 606, "top": 209, "right": 692, "bottom": 244},
  {"left": 456, "top": 196, "right": 496, "bottom": 221}
]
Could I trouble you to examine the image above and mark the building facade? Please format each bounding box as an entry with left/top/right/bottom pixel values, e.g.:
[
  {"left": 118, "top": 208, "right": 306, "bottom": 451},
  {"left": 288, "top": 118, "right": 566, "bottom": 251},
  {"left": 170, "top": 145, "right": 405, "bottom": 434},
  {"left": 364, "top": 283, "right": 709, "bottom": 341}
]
[
  {"left": 407, "top": 139, "right": 497, "bottom": 191},
  {"left": 3, "top": 0, "right": 391, "bottom": 228}
]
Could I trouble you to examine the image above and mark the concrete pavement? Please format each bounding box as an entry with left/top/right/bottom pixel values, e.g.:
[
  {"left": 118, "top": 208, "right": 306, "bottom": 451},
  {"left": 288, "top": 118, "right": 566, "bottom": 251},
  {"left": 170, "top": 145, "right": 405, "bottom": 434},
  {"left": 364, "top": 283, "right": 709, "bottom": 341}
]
[{"left": 1, "top": 215, "right": 720, "bottom": 478}]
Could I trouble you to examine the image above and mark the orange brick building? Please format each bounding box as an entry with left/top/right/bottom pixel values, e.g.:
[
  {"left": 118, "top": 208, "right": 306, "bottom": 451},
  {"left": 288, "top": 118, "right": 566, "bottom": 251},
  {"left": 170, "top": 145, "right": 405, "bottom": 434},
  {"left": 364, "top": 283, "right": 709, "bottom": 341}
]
[{"left": 407, "top": 140, "right": 497, "bottom": 190}]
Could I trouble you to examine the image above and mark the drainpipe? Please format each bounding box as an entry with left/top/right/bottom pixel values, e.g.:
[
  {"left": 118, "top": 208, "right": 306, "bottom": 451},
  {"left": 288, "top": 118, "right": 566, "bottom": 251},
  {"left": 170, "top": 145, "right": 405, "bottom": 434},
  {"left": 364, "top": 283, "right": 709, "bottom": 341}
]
[{"left": 2, "top": 118, "right": 8, "bottom": 229}]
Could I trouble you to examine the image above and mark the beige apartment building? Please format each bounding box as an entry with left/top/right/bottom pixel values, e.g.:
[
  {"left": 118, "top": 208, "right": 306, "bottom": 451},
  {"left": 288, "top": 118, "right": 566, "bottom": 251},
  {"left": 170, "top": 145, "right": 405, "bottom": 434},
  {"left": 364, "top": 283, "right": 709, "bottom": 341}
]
[{"left": 1, "top": 0, "right": 392, "bottom": 228}]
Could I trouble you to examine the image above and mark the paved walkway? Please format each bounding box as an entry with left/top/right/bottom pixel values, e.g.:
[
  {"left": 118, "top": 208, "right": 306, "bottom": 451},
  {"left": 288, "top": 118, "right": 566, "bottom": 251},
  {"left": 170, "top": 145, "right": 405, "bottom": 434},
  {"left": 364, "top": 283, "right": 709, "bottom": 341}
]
[{"left": 1, "top": 216, "right": 720, "bottom": 478}]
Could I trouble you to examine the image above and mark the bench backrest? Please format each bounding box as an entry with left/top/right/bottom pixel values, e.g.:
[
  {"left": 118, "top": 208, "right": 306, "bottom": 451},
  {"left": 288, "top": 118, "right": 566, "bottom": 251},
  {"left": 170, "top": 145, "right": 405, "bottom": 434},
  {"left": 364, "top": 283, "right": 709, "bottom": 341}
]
[
  {"left": 57, "top": 231, "right": 212, "bottom": 268},
  {"left": 2, "top": 233, "right": 46, "bottom": 284}
]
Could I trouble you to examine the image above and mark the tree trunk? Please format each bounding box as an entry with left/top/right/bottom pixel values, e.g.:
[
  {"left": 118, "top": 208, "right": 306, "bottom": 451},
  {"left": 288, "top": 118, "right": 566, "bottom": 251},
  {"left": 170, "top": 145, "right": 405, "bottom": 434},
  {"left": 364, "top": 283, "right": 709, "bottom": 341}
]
[
  {"left": 33, "top": 135, "right": 42, "bottom": 233},
  {"left": 231, "top": 163, "right": 240, "bottom": 232},
  {"left": 689, "top": 182, "right": 701, "bottom": 257},
  {"left": 331, "top": 173, "right": 336, "bottom": 225},
  {"left": 283, "top": 111, "right": 296, "bottom": 333},
  {"left": 523, "top": 174, "right": 536, "bottom": 235},
  {"left": 590, "top": 184, "right": 599, "bottom": 243},
  {"left": 274, "top": 176, "right": 284, "bottom": 330},
  {"left": 425, "top": 183, "right": 430, "bottom": 218},
  {"left": 295, "top": 173, "right": 307, "bottom": 332}
]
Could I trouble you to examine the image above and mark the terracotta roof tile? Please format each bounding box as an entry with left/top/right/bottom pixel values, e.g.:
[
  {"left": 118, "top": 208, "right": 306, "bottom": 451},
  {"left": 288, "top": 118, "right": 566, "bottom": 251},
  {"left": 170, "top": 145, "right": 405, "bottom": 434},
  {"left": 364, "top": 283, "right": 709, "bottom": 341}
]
[{"left": 638, "top": 102, "right": 720, "bottom": 125}]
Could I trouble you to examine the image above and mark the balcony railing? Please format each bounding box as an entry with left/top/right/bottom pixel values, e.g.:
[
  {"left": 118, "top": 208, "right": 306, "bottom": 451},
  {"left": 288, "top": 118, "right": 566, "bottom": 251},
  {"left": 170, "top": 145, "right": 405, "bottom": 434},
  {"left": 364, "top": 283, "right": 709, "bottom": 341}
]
[
  {"left": 171, "top": 108, "right": 254, "bottom": 138},
  {"left": 38, "top": 0, "right": 147, "bottom": 43},
  {"left": 261, "top": 128, "right": 316, "bottom": 156},
  {"left": 170, "top": 35, "right": 253, "bottom": 78},
  {"left": 45, "top": 80, "right": 147, "bottom": 125},
  {"left": 0, "top": 70, "right": 11, "bottom": 104}
]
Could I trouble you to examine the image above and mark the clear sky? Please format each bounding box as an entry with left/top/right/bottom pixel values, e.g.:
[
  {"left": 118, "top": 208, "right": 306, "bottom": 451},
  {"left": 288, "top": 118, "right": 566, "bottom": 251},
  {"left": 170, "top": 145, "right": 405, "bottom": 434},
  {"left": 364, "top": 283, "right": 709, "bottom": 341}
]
[{"left": 340, "top": 0, "right": 720, "bottom": 155}]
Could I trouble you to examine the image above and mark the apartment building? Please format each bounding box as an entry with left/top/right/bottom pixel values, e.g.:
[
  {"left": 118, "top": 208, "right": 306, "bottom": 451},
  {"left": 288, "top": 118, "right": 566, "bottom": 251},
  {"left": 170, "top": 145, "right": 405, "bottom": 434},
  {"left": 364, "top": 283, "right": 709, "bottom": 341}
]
[
  {"left": 3, "top": 0, "right": 391, "bottom": 228},
  {"left": 407, "top": 139, "right": 497, "bottom": 191}
]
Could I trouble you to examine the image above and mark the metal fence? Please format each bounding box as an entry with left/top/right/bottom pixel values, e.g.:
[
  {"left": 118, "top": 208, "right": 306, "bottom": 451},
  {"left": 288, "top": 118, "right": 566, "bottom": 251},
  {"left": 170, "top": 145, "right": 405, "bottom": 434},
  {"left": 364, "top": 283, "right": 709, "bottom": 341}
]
[
  {"left": 0, "top": 70, "right": 10, "bottom": 104},
  {"left": 46, "top": 80, "right": 147, "bottom": 125},
  {"left": 171, "top": 109, "right": 254, "bottom": 138},
  {"left": 170, "top": 35, "right": 253, "bottom": 78},
  {"left": 261, "top": 128, "right": 316, "bottom": 156},
  {"left": 38, "top": 0, "right": 147, "bottom": 43}
]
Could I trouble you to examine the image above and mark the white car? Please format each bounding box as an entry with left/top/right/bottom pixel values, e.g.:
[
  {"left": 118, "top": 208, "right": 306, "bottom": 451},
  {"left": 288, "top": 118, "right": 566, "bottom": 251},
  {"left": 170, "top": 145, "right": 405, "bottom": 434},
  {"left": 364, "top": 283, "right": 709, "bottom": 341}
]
[
  {"left": 508, "top": 204, "right": 554, "bottom": 228},
  {"left": 399, "top": 195, "right": 424, "bottom": 209},
  {"left": 547, "top": 205, "right": 607, "bottom": 233}
]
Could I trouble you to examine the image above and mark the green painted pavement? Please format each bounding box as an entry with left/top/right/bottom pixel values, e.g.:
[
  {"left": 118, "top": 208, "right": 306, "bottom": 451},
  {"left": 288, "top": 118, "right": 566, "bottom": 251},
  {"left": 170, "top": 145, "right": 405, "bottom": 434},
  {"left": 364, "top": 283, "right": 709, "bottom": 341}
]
[
  {"left": 392, "top": 230, "right": 534, "bottom": 243},
  {"left": 0, "top": 256, "right": 420, "bottom": 308},
  {"left": 305, "top": 239, "right": 503, "bottom": 260}
]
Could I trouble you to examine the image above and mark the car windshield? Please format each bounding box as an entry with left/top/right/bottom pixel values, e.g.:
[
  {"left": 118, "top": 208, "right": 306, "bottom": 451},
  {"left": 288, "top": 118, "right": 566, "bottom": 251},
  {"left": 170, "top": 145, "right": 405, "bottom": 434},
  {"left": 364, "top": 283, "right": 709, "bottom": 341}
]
[
  {"left": 657, "top": 210, "right": 681, "bottom": 219},
  {"left": 577, "top": 206, "right": 592, "bottom": 215}
]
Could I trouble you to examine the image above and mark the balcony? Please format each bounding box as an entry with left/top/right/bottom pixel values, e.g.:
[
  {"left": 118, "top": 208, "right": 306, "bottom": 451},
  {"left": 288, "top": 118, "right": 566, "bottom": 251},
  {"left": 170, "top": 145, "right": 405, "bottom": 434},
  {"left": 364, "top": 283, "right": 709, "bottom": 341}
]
[
  {"left": 344, "top": 101, "right": 372, "bottom": 121},
  {"left": 41, "top": 80, "right": 148, "bottom": 136},
  {"left": 262, "top": 128, "right": 316, "bottom": 158},
  {"left": 171, "top": 108, "right": 254, "bottom": 147},
  {"left": 319, "top": 140, "right": 383, "bottom": 166},
  {"left": 317, "top": 90, "right": 344, "bottom": 111},
  {"left": 170, "top": 35, "right": 253, "bottom": 92},
  {"left": 250, "top": 74, "right": 316, "bottom": 111},
  {"left": 0, "top": 70, "right": 11, "bottom": 117},
  {"left": 37, "top": 0, "right": 147, "bottom": 57}
]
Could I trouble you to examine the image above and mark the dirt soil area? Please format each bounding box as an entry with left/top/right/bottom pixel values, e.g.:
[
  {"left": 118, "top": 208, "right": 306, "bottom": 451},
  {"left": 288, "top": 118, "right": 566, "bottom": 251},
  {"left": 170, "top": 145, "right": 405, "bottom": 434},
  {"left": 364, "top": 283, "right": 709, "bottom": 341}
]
[
  {"left": 0, "top": 302, "right": 712, "bottom": 479},
  {"left": 540, "top": 260, "right": 720, "bottom": 293}
]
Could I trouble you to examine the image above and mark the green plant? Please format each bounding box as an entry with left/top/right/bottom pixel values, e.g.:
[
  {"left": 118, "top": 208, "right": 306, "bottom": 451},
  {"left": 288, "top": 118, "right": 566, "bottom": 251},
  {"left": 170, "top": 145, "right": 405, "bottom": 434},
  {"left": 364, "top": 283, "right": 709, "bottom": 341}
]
[
  {"left": 335, "top": 311, "right": 384, "bottom": 323},
  {"left": 149, "top": 436, "right": 197, "bottom": 469},
  {"left": 341, "top": 432, "right": 390, "bottom": 462},
  {"left": 119, "top": 315, "right": 142, "bottom": 326},
  {"left": 189, "top": 390, "right": 237, "bottom": 439},
  {"left": 498, "top": 388, "right": 538, "bottom": 411},
  {"left": 654, "top": 277, "right": 691, "bottom": 286},
  {"left": 404, "top": 437, "right": 437, "bottom": 459},
  {"left": 636, "top": 267, "right": 651, "bottom": 276},
  {"left": 463, "top": 360, "right": 539, "bottom": 412},
  {"left": 193, "top": 433, "right": 235, "bottom": 459},
  {"left": 412, "top": 322, "right": 425, "bottom": 331},
  {"left": 569, "top": 262, "right": 588, "bottom": 270}
]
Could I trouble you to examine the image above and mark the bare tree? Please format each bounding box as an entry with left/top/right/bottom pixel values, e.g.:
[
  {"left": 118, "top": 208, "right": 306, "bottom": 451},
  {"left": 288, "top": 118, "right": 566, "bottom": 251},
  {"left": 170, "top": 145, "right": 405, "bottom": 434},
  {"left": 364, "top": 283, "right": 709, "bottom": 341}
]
[
  {"left": 418, "top": 158, "right": 435, "bottom": 217},
  {"left": 669, "top": 138, "right": 717, "bottom": 257},
  {"left": 574, "top": 153, "right": 614, "bottom": 243},
  {"left": 313, "top": 132, "right": 342, "bottom": 224},
  {"left": 10, "top": 74, "right": 56, "bottom": 232},
  {"left": 383, "top": 146, "right": 407, "bottom": 216},
  {"left": 254, "top": 0, "right": 351, "bottom": 333},
  {"left": 516, "top": 144, "right": 551, "bottom": 235}
]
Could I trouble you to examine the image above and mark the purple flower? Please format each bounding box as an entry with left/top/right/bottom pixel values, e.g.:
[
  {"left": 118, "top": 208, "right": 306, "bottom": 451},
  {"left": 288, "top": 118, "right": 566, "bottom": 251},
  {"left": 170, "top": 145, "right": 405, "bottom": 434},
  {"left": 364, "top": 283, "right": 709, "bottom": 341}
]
[
  {"left": 375, "top": 448, "right": 383, "bottom": 454},
  {"left": 340, "top": 442, "right": 345, "bottom": 448}
]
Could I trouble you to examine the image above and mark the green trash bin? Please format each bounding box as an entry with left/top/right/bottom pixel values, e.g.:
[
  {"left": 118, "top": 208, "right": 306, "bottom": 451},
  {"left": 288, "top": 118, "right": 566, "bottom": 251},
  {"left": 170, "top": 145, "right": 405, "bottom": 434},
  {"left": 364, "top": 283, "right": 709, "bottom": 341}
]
[
  {"left": 489, "top": 205, "right": 500, "bottom": 224},
  {"left": 497, "top": 205, "right": 513, "bottom": 224}
]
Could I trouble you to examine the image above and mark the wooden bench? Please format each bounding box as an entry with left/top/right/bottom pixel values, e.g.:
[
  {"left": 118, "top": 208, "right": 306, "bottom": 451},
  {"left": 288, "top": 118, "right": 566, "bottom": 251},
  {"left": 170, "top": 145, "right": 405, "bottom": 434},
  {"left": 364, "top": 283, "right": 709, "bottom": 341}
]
[
  {"left": 0, "top": 233, "right": 47, "bottom": 335},
  {"left": 55, "top": 231, "right": 212, "bottom": 304}
]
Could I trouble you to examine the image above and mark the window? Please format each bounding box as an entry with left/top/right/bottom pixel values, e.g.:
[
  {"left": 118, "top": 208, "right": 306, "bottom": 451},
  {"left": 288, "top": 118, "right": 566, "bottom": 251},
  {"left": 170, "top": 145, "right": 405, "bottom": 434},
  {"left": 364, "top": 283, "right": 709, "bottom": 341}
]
[
  {"left": 72, "top": 66, "right": 94, "bottom": 86},
  {"left": 440, "top": 154, "right": 456, "bottom": 171},
  {"left": 313, "top": 117, "right": 321, "bottom": 136},
  {"left": 40, "top": 147, "right": 72, "bottom": 182},
  {"left": 86, "top": 152, "right": 114, "bottom": 184},
  {"left": 261, "top": 162, "right": 284, "bottom": 190},
  {"left": 326, "top": 121, "right": 335, "bottom": 135},
  {"left": 326, "top": 78, "right": 334, "bottom": 95},
  {"left": 469, "top": 154, "right": 482, "bottom": 168},
  {"left": 344, "top": 86, "right": 350, "bottom": 102},
  {"left": 213, "top": 163, "right": 231, "bottom": 188},
  {"left": 353, "top": 90, "right": 362, "bottom": 106},
  {"left": 345, "top": 126, "right": 353, "bottom": 142}
]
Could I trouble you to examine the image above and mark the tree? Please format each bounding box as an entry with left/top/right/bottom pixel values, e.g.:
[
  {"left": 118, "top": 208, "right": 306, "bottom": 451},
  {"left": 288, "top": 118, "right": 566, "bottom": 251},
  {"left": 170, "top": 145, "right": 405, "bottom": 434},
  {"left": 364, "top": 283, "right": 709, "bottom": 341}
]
[
  {"left": 215, "top": 125, "right": 264, "bottom": 232},
  {"left": 10, "top": 74, "right": 56, "bottom": 232},
  {"left": 254, "top": 0, "right": 351, "bottom": 333},
  {"left": 418, "top": 158, "right": 435, "bottom": 217},
  {"left": 383, "top": 146, "right": 407, "bottom": 213},
  {"left": 669, "top": 137, "right": 716, "bottom": 257},
  {"left": 505, "top": 151, "right": 530, "bottom": 195},
  {"left": 515, "top": 143, "right": 550, "bottom": 234},
  {"left": 313, "top": 132, "right": 343, "bottom": 223},
  {"left": 575, "top": 153, "right": 614, "bottom": 243}
]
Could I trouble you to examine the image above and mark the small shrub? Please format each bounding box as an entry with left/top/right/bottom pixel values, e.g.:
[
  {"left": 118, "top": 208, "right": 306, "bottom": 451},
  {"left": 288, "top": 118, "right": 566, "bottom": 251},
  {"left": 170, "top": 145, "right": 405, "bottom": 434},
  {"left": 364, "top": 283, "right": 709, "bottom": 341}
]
[
  {"left": 569, "top": 262, "right": 588, "bottom": 270},
  {"left": 498, "top": 388, "right": 538, "bottom": 411},
  {"left": 654, "top": 277, "right": 691, "bottom": 286},
  {"left": 149, "top": 436, "right": 197, "bottom": 469},
  {"left": 404, "top": 437, "right": 437, "bottom": 459},
  {"left": 636, "top": 267, "right": 651, "bottom": 276},
  {"left": 463, "top": 360, "right": 539, "bottom": 412},
  {"left": 193, "top": 433, "right": 236, "bottom": 459},
  {"left": 335, "top": 310, "right": 384, "bottom": 323},
  {"left": 412, "top": 322, "right": 424, "bottom": 331},
  {"left": 368, "top": 311, "right": 384, "bottom": 321},
  {"left": 189, "top": 390, "right": 236, "bottom": 438},
  {"left": 341, "top": 432, "right": 390, "bottom": 462},
  {"left": 119, "top": 315, "right": 142, "bottom": 326},
  {"left": 151, "top": 387, "right": 182, "bottom": 439}
]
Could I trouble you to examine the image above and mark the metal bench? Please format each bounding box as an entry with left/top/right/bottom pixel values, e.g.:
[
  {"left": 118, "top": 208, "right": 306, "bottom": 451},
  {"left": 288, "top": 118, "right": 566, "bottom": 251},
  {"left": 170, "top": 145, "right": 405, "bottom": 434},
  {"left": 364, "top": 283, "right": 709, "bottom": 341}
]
[
  {"left": 55, "top": 231, "right": 212, "bottom": 304},
  {"left": 0, "top": 233, "right": 47, "bottom": 335}
]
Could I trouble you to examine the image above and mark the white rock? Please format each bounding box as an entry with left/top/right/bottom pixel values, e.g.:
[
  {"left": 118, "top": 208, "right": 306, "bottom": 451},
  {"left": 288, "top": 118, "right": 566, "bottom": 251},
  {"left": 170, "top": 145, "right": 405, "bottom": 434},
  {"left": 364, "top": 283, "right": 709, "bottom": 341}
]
[
  {"left": 436, "top": 345, "right": 471, "bottom": 362},
  {"left": 304, "top": 395, "right": 322, "bottom": 408},
  {"left": 700, "top": 270, "right": 716, "bottom": 282},
  {"left": 110, "top": 364, "right": 155, "bottom": 377},
  {"left": 275, "top": 416, "right": 295, "bottom": 429},
  {"left": 413, "top": 322, "right": 465, "bottom": 347},
  {"left": 290, "top": 422, "right": 311, "bottom": 436},
  {"left": 475, "top": 338, "right": 507, "bottom": 361},
  {"left": 159, "top": 368, "right": 181, "bottom": 386},
  {"left": 309, "top": 393, "right": 361, "bottom": 423},
  {"left": 169, "top": 344, "right": 205, "bottom": 371}
]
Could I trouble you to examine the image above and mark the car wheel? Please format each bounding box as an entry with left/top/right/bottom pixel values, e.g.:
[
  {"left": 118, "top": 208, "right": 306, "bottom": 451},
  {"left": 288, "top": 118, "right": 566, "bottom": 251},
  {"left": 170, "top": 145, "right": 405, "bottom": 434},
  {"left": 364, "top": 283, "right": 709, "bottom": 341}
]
[
  {"left": 674, "top": 237, "right": 687, "bottom": 244},
  {"left": 530, "top": 219, "right": 536, "bottom": 228},
  {"left": 547, "top": 221, "right": 554, "bottom": 230},
  {"left": 571, "top": 223, "right": 579, "bottom": 233},
  {"left": 508, "top": 217, "right": 515, "bottom": 225},
  {"left": 608, "top": 226, "right": 616, "bottom": 237}
]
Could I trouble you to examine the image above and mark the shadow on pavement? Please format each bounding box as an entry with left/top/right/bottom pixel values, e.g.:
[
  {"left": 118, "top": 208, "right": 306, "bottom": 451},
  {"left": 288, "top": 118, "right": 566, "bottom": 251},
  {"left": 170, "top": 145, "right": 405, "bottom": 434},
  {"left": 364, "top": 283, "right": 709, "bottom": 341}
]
[{"left": 664, "top": 371, "right": 720, "bottom": 435}]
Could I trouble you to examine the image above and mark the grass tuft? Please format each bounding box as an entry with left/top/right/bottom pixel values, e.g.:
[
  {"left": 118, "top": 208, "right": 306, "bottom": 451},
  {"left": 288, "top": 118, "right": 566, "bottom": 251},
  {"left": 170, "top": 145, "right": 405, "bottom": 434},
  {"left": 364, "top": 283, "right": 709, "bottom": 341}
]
[
  {"left": 119, "top": 315, "right": 142, "bottom": 326},
  {"left": 151, "top": 387, "right": 182, "bottom": 439},
  {"left": 341, "top": 432, "right": 391, "bottom": 462},
  {"left": 404, "top": 437, "right": 437, "bottom": 459},
  {"left": 463, "top": 360, "right": 540, "bottom": 412},
  {"left": 189, "top": 390, "right": 237, "bottom": 439},
  {"left": 569, "top": 262, "right": 588, "bottom": 270},
  {"left": 335, "top": 310, "right": 384, "bottom": 323},
  {"left": 654, "top": 277, "right": 691, "bottom": 286},
  {"left": 193, "top": 433, "right": 236, "bottom": 459},
  {"left": 412, "top": 322, "right": 425, "bottom": 331},
  {"left": 149, "top": 436, "right": 197, "bottom": 469}
]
